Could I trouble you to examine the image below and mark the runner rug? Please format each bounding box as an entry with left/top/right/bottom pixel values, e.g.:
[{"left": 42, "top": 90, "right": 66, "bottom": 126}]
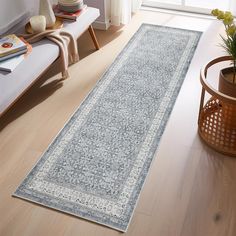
[{"left": 13, "top": 24, "right": 201, "bottom": 232}]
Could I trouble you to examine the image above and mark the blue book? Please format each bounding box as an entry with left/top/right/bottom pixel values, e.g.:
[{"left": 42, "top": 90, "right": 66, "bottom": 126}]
[
  {"left": 0, "top": 54, "right": 25, "bottom": 72},
  {"left": 0, "top": 48, "right": 27, "bottom": 62}
]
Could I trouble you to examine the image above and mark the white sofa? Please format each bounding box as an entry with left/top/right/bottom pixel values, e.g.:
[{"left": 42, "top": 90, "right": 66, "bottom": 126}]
[{"left": 0, "top": 7, "right": 100, "bottom": 116}]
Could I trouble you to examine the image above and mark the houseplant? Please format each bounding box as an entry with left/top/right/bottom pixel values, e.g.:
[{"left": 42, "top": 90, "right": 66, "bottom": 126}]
[{"left": 211, "top": 9, "right": 236, "bottom": 97}]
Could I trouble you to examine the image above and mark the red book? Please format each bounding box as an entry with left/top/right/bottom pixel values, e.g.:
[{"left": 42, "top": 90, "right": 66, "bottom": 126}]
[{"left": 53, "top": 4, "right": 87, "bottom": 20}]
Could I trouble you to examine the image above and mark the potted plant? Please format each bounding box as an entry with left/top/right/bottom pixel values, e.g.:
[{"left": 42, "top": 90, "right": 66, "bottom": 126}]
[{"left": 211, "top": 9, "right": 236, "bottom": 97}]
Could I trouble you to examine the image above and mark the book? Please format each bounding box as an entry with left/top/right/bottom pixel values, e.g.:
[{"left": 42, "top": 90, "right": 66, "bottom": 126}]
[
  {"left": 58, "top": 3, "right": 84, "bottom": 13},
  {"left": 0, "top": 40, "right": 32, "bottom": 72},
  {"left": 0, "top": 48, "right": 27, "bottom": 62},
  {"left": 0, "top": 34, "right": 27, "bottom": 58},
  {"left": 58, "top": 0, "right": 83, "bottom": 7},
  {"left": 0, "top": 37, "right": 32, "bottom": 62},
  {"left": 58, "top": 0, "right": 84, "bottom": 13},
  {"left": 0, "top": 54, "right": 25, "bottom": 72},
  {"left": 59, "top": 0, "right": 83, "bottom": 5},
  {"left": 53, "top": 4, "right": 87, "bottom": 20},
  {"left": 20, "top": 38, "right": 33, "bottom": 56}
]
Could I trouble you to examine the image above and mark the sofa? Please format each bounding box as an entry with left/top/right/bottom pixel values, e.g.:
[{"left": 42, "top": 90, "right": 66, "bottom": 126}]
[{"left": 0, "top": 7, "right": 100, "bottom": 116}]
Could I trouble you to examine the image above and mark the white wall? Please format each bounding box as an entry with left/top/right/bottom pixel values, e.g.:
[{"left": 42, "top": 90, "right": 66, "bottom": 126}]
[
  {"left": 84, "top": 0, "right": 110, "bottom": 30},
  {"left": 0, "top": 0, "right": 41, "bottom": 34},
  {"left": 0, "top": 0, "right": 110, "bottom": 34}
]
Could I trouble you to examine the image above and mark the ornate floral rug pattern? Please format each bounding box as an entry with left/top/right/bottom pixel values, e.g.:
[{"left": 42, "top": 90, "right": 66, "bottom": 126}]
[{"left": 13, "top": 24, "right": 201, "bottom": 232}]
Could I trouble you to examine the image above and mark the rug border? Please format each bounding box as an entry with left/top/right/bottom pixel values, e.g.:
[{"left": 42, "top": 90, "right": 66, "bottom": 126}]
[{"left": 12, "top": 193, "right": 126, "bottom": 232}]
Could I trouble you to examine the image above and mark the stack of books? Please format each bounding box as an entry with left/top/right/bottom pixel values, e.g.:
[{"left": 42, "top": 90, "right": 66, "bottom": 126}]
[
  {"left": 0, "top": 34, "right": 31, "bottom": 72},
  {"left": 53, "top": 0, "right": 87, "bottom": 21},
  {"left": 58, "top": 0, "right": 84, "bottom": 12}
]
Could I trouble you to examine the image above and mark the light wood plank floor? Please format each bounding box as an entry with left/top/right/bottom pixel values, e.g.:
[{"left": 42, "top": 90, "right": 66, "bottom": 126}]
[{"left": 1, "top": 9, "right": 235, "bottom": 236}]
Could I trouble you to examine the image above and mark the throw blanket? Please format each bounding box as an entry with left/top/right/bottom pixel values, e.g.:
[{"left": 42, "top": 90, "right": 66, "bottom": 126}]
[{"left": 19, "top": 30, "right": 79, "bottom": 79}]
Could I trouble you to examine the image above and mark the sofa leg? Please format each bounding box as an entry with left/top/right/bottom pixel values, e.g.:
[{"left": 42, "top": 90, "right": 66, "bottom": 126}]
[{"left": 88, "top": 25, "right": 100, "bottom": 50}]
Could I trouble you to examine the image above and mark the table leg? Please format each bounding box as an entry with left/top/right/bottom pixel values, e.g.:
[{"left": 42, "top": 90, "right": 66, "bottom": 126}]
[{"left": 88, "top": 25, "right": 100, "bottom": 50}]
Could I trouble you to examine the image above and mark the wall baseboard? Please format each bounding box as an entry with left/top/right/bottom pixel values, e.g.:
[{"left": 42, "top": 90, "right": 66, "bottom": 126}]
[{"left": 92, "top": 20, "right": 110, "bottom": 30}]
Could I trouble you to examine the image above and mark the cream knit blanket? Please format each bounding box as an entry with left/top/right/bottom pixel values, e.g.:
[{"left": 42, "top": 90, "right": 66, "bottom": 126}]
[{"left": 20, "top": 30, "right": 79, "bottom": 79}]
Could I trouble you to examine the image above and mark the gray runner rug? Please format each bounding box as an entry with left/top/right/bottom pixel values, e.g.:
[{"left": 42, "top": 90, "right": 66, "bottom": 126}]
[{"left": 13, "top": 24, "right": 201, "bottom": 232}]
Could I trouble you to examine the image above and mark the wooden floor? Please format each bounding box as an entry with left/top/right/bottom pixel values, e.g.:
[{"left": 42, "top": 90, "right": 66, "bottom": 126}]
[{"left": 1, "top": 9, "right": 236, "bottom": 236}]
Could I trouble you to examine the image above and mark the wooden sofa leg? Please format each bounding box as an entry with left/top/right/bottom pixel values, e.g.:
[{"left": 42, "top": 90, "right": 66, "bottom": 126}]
[{"left": 88, "top": 25, "right": 100, "bottom": 50}]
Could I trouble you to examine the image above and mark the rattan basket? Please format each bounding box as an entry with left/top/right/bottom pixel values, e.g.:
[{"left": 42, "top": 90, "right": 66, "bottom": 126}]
[{"left": 198, "top": 56, "right": 236, "bottom": 156}]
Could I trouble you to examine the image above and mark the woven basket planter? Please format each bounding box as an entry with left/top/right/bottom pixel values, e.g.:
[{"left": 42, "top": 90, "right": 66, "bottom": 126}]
[{"left": 198, "top": 56, "right": 236, "bottom": 156}]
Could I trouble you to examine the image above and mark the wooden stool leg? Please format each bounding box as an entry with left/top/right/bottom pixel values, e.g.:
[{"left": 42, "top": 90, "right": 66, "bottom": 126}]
[{"left": 88, "top": 25, "right": 100, "bottom": 50}]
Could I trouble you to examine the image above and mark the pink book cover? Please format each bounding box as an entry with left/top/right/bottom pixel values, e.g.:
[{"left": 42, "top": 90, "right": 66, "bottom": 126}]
[{"left": 53, "top": 4, "right": 87, "bottom": 19}]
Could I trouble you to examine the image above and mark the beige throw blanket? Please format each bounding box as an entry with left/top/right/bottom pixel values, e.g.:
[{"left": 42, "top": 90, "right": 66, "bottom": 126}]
[{"left": 19, "top": 30, "right": 79, "bottom": 79}]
